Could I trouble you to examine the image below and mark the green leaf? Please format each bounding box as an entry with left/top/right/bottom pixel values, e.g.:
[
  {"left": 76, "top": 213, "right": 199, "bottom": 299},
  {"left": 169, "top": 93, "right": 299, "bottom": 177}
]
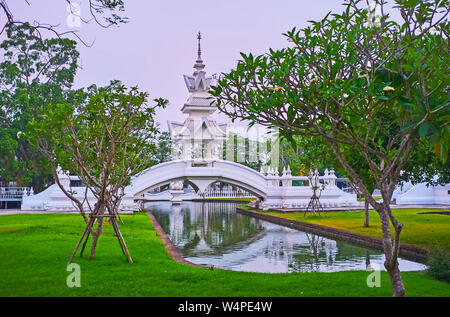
[
  {"left": 397, "top": 96, "right": 416, "bottom": 107},
  {"left": 401, "top": 119, "right": 420, "bottom": 131},
  {"left": 419, "top": 122, "right": 430, "bottom": 138}
]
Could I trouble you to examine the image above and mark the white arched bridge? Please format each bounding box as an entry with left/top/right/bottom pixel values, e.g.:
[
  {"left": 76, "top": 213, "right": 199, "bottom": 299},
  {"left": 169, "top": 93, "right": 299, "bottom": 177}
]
[
  {"left": 131, "top": 160, "right": 267, "bottom": 198},
  {"left": 127, "top": 159, "right": 358, "bottom": 210},
  {"left": 21, "top": 159, "right": 359, "bottom": 211},
  {"left": 21, "top": 159, "right": 358, "bottom": 212}
]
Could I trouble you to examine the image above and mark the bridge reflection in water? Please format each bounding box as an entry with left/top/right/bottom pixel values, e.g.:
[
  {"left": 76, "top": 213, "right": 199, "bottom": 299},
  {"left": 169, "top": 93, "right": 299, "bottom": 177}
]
[{"left": 147, "top": 201, "right": 426, "bottom": 273}]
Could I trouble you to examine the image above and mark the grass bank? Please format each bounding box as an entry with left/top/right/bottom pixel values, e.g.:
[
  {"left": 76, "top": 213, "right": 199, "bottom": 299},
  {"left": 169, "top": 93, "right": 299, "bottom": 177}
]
[{"left": 0, "top": 213, "right": 449, "bottom": 297}]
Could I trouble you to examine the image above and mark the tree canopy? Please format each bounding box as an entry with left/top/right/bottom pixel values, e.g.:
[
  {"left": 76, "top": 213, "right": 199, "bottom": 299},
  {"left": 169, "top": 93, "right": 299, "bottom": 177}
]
[
  {"left": 0, "top": 0, "right": 128, "bottom": 44},
  {"left": 26, "top": 80, "right": 167, "bottom": 262},
  {"left": 211, "top": 0, "right": 449, "bottom": 297},
  {"left": 0, "top": 23, "right": 79, "bottom": 191}
]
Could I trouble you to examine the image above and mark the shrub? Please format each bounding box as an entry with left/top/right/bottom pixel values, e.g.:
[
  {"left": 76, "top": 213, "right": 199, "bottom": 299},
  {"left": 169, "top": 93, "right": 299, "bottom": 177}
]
[{"left": 426, "top": 246, "right": 450, "bottom": 283}]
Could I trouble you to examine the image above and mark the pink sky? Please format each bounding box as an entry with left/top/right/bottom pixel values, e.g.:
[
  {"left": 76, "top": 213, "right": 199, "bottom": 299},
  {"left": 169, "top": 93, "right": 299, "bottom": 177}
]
[{"left": 2, "top": 0, "right": 347, "bottom": 131}]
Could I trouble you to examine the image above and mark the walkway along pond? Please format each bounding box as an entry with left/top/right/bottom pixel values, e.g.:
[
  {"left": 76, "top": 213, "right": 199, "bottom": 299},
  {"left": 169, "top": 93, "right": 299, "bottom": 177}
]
[{"left": 146, "top": 201, "right": 427, "bottom": 273}]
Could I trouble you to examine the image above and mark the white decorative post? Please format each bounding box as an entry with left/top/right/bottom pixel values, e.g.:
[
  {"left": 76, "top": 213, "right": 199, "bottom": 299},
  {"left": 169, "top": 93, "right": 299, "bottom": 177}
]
[
  {"left": 169, "top": 180, "right": 184, "bottom": 204},
  {"left": 323, "top": 168, "right": 330, "bottom": 185},
  {"left": 328, "top": 169, "right": 337, "bottom": 186},
  {"left": 260, "top": 166, "right": 265, "bottom": 175},
  {"left": 305, "top": 168, "right": 325, "bottom": 217},
  {"left": 281, "top": 166, "right": 292, "bottom": 187},
  {"left": 56, "top": 165, "right": 71, "bottom": 189}
]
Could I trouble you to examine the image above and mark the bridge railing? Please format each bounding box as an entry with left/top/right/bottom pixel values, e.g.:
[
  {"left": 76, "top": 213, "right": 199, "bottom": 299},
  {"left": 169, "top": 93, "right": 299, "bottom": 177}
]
[
  {"left": 0, "top": 187, "right": 32, "bottom": 200},
  {"left": 130, "top": 159, "right": 353, "bottom": 199},
  {"left": 203, "top": 186, "right": 255, "bottom": 198},
  {"left": 261, "top": 168, "right": 351, "bottom": 188}
]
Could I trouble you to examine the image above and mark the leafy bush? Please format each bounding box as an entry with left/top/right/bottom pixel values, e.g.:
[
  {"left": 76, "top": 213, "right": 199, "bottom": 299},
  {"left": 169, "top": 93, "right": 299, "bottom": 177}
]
[{"left": 426, "top": 246, "right": 450, "bottom": 283}]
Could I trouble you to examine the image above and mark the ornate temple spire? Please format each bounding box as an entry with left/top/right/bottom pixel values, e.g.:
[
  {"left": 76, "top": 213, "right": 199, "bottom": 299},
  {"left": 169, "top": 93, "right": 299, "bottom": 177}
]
[
  {"left": 197, "top": 31, "right": 202, "bottom": 60},
  {"left": 183, "top": 31, "right": 212, "bottom": 93},
  {"left": 193, "top": 31, "right": 205, "bottom": 76}
]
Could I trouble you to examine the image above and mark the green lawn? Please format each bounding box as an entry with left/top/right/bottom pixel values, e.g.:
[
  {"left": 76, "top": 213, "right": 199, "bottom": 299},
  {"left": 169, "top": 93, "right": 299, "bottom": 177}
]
[
  {"left": 357, "top": 196, "right": 382, "bottom": 201},
  {"left": 255, "top": 208, "right": 450, "bottom": 251},
  {"left": 0, "top": 213, "right": 449, "bottom": 297}
]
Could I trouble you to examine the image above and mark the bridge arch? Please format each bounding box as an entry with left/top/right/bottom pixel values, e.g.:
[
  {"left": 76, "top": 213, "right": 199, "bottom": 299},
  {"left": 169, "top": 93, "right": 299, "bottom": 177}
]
[{"left": 129, "top": 160, "right": 268, "bottom": 199}]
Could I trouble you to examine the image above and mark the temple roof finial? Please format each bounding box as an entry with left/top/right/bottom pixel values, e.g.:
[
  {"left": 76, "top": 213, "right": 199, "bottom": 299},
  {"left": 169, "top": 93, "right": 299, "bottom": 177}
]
[
  {"left": 197, "top": 31, "right": 202, "bottom": 60},
  {"left": 193, "top": 31, "right": 205, "bottom": 76}
]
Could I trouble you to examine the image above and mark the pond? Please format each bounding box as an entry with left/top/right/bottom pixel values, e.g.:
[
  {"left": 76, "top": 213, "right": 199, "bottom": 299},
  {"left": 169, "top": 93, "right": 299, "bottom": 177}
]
[{"left": 146, "top": 201, "right": 427, "bottom": 273}]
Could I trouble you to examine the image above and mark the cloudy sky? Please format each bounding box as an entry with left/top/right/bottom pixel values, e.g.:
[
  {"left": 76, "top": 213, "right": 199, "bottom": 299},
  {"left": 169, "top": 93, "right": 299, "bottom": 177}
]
[{"left": 2, "top": 0, "right": 349, "bottom": 132}]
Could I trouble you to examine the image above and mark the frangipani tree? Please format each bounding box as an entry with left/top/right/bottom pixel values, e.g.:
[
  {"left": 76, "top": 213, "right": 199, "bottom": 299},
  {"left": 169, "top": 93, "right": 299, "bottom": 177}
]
[
  {"left": 27, "top": 80, "right": 167, "bottom": 263},
  {"left": 211, "top": 0, "right": 449, "bottom": 296}
]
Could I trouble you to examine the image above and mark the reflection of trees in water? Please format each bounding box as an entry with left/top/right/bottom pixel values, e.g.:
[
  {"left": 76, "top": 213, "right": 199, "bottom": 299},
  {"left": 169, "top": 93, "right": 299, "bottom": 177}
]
[
  {"left": 262, "top": 235, "right": 291, "bottom": 266},
  {"left": 257, "top": 232, "right": 335, "bottom": 272},
  {"left": 305, "top": 233, "right": 325, "bottom": 271},
  {"left": 152, "top": 202, "right": 265, "bottom": 257},
  {"left": 288, "top": 233, "right": 377, "bottom": 272},
  {"left": 182, "top": 232, "right": 200, "bottom": 252},
  {"left": 333, "top": 241, "right": 374, "bottom": 260},
  {"left": 151, "top": 202, "right": 380, "bottom": 272},
  {"left": 286, "top": 233, "right": 328, "bottom": 272}
]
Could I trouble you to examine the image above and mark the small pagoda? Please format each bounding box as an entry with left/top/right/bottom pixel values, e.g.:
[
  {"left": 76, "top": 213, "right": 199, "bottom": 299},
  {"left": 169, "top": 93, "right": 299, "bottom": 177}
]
[{"left": 168, "top": 32, "right": 227, "bottom": 162}]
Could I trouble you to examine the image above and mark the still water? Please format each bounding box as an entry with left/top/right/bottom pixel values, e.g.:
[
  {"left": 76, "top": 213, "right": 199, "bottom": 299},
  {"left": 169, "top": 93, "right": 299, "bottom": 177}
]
[{"left": 147, "top": 201, "right": 427, "bottom": 273}]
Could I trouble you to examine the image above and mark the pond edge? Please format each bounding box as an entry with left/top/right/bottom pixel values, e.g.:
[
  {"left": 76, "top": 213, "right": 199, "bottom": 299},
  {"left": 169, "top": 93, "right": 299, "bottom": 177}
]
[
  {"left": 236, "top": 207, "right": 429, "bottom": 264},
  {"left": 146, "top": 210, "right": 204, "bottom": 268}
]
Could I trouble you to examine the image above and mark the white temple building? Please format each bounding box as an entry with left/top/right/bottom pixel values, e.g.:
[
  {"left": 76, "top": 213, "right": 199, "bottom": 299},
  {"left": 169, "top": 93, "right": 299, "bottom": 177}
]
[
  {"left": 392, "top": 180, "right": 450, "bottom": 205},
  {"left": 168, "top": 32, "right": 227, "bottom": 162},
  {"left": 21, "top": 167, "right": 136, "bottom": 212},
  {"left": 19, "top": 33, "right": 369, "bottom": 211}
]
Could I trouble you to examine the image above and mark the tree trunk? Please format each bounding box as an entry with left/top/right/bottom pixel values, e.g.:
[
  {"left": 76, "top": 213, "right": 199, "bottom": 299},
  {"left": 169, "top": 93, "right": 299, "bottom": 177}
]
[
  {"left": 364, "top": 199, "right": 370, "bottom": 227},
  {"left": 365, "top": 250, "right": 370, "bottom": 267},
  {"left": 378, "top": 206, "right": 406, "bottom": 297},
  {"left": 89, "top": 204, "right": 105, "bottom": 259},
  {"left": 90, "top": 217, "right": 103, "bottom": 259},
  {"left": 386, "top": 260, "right": 406, "bottom": 297}
]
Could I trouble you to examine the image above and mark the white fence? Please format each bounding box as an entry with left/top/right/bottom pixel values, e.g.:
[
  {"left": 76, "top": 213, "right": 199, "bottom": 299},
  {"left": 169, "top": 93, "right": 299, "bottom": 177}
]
[
  {"left": 0, "top": 187, "right": 32, "bottom": 201},
  {"left": 202, "top": 185, "right": 254, "bottom": 198}
]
